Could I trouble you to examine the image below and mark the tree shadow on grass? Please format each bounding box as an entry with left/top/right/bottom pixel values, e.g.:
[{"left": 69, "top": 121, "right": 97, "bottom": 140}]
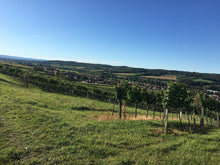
[
  {"left": 71, "top": 106, "right": 134, "bottom": 114},
  {"left": 71, "top": 106, "right": 113, "bottom": 112},
  {"left": 168, "top": 120, "right": 215, "bottom": 135},
  {"left": 70, "top": 105, "right": 216, "bottom": 135},
  {"left": 146, "top": 121, "right": 163, "bottom": 127}
]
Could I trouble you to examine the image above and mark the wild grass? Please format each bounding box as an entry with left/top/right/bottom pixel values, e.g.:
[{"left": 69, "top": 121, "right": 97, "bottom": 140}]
[{"left": 0, "top": 73, "right": 220, "bottom": 164}]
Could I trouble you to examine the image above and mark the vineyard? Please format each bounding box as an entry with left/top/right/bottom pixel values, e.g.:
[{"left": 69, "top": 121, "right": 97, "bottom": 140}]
[
  {"left": 1, "top": 71, "right": 220, "bottom": 164},
  {"left": 0, "top": 58, "right": 220, "bottom": 164}
]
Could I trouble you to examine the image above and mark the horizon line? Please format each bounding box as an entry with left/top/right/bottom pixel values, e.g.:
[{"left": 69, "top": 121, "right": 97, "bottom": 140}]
[{"left": 0, "top": 54, "right": 219, "bottom": 75}]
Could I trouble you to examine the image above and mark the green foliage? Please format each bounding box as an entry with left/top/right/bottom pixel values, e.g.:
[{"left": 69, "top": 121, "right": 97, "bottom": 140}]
[
  {"left": 127, "top": 83, "right": 142, "bottom": 104},
  {"left": 115, "top": 81, "right": 130, "bottom": 103},
  {"left": 204, "top": 96, "right": 220, "bottom": 113},
  {"left": 155, "top": 91, "right": 163, "bottom": 107},
  {"left": 143, "top": 89, "right": 157, "bottom": 108},
  {"left": 193, "top": 92, "right": 203, "bottom": 110},
  {"left": 166, "top": 82, "right": 188, "bottom": 110}
]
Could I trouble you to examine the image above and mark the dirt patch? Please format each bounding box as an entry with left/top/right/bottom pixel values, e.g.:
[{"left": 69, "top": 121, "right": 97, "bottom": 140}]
[{"left": 91, "top": 114, "right": 163, "bottom": 121}]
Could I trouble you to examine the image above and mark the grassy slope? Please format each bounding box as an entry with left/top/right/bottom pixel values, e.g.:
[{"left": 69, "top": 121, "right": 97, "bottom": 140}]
[{"left": 0, "top": 73, "right": 220, "bottom": 165}]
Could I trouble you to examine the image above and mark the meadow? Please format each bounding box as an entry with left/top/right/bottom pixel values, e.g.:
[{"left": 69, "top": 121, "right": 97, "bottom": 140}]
[{"left": 0, "top": 73, "right": 220, "bottom": 164}]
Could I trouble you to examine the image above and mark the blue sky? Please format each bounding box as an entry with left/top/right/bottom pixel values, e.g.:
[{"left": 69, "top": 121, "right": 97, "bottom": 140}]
[{"left": 0, "top": 0, "right": 220, "bottom": 73}]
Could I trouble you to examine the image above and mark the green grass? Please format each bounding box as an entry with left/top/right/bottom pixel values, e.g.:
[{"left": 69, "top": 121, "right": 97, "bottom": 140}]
[
  {"left": 193, "top": 79, "right": 214, "bottom": 83},
  {"left": 0, "top": 73, "right": 220, "bottom": 164}
]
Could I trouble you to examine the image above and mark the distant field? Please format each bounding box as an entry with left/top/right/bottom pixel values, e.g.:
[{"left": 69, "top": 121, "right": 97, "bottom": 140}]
[
  {"left": 193, "top": 79, "right": 214, "bottom": 83},
  {"left": 140, "top": 75, "right": 177, "bottom": 81},
  {"left": 77, "top": 82, "right": 115, "bottom": 94},
  {"left": 114, "top": 73, "right": 137, "bottom": 76},
  {"left": 0, "top": 61, "right": 33, "bottom": 69},
  {"left": 90, "top": 69, "right": 104, "bottom": 72},
  {"left": 74, "top": 66, "right": 85, "bottom": 69}
]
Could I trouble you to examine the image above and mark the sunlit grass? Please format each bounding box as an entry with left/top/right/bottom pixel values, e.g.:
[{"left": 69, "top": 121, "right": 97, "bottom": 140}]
[{"left": 0, "top": 73, "right": 220, "bottom": 164}]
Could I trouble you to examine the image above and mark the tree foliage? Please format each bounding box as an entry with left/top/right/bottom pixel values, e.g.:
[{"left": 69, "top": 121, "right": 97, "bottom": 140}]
[{"left": 127, "top": 83, "right": 142, "bottom": 118}]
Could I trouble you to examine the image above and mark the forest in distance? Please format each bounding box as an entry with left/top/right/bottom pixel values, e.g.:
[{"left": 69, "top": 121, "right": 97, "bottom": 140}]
[{"left": 0, "top": 55, "right": 220, "bottom": 164}]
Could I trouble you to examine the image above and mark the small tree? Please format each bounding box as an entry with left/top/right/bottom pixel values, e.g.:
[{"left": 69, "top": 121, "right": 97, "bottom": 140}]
[
  {"left": 127, "top": 84, "right": 142, "bottom": 118},
  {"left": 206, "top": 97, "right": 220, "bottom": 127},
  {"left": 162, "top": 86, "right": 170, "bottom": 134},
  {"left": 115, "top": 81, "right": 129, "bottom": 119},
  {"left": 142, "top": 88, "right": 152, "bottom": 118},
  {"left": 215, "top": 100, "right": 220, "bottom": 127},
  {"left": 184, "top": 92, "right": 193, "bottom": 128},
  {"left": 202, "top": 94, "right": 212, "bottom": 125},
  {"left": 110, "top": 95, "right": 117, "bottom": 116},
  {"left": 166, "top": 82, "right": 188, "bottom": 126},
  {"left": 194, "top": 91, "right": 205, "bottom": 127},
  {"left": 155, "top": 91, "right": 163, "bottom": 119},
  {"left": 151, "top": 92, "right": 157, "bottom": 119}
]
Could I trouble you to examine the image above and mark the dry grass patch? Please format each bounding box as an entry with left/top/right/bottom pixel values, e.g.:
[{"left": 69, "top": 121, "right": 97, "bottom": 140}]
[
  {"left": 91, "top": 114, "right": 163, "bottom": 121},
  {"left": 140, "top": 75, "right": 176, "bottom": 80},
  {"left": 114, "top": 73, "right": 136, "bottom": 76}
]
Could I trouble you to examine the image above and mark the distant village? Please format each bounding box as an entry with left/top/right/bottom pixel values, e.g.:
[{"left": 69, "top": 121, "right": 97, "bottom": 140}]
[
  {"left": 52, "top": 69, "right": 220, "bottom": 101},
  {"left": 207, "top": 90, "right": 220, "bottom": 101},
  {"left": 52, "top": 70, "right": 220, "bottom": 98},
  {"left": 52, "top": 69, "right": 166, "bottom": 91}
]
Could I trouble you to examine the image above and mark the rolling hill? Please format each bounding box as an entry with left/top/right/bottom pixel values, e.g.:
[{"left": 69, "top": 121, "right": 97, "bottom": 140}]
[{"left": 1, "top": 72, "right": 220, "bottom": 164}]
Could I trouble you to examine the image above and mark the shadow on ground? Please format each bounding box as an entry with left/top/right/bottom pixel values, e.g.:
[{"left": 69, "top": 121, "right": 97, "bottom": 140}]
[
  {"left": 168, "top": 120, "right": 215, "bottom": 134},
  {"left": 71, "top": 106, "right": 134, "bottom": 114}
]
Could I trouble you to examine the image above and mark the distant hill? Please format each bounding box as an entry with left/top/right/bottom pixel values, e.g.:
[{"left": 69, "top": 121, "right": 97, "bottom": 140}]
[
  {"left": 0, "top": 55, "right": 46, "bottom": 61},
  {"left": 0, "top": 54, "right": 220, "bottom": 91}
]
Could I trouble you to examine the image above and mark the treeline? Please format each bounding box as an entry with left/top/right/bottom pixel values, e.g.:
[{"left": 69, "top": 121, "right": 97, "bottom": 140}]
[{"left": 115, "top": 82, "right": 220, "bottom": 133}]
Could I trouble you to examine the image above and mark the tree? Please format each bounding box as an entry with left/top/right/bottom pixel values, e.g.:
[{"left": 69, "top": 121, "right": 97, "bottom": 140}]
[
  {"left": 151, "top": 91, "right": 157, "bottom": 119},
  {"left": 215, "top": 100, "right": 220, "bottom": 127},
  {"left": 110, "top": 95, "right": 117, "bottom": 116},
  {"left": 155, "top": 91, "right": 163, "bottom": 119},
  {"left": 184, "top": 92, "right": 193, "bottom": 127},
  {"left": 162, "top": 86, "right": 170, "bottom": 134},
  {"left": 127, "top": 84, "right": 142, "bottom": 118},
  {"left": 166, "top": 82, "right": 188, "bottom": 126},
  {"left": 115, "top": 81, "right": 129, "bottom": 119},
  {"left": 142, "top": 88, "right": 150, "bottom": 118},
  {"left": 193, "top": 91, "right": 205, "bottom": 127},
  {"left": 205, "top": 96, "right": 220, "bottom": 127},
  {"left": 144, "top": 90, "right": 163, "bottom": 119},
  {"left": 202, "top": 94, "right": 212, "bottom": 126}
]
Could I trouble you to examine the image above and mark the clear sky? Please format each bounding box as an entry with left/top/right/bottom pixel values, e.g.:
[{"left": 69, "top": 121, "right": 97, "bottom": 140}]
[{"left": 0, "top": 0, "right": 219, "bottom": 73}]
